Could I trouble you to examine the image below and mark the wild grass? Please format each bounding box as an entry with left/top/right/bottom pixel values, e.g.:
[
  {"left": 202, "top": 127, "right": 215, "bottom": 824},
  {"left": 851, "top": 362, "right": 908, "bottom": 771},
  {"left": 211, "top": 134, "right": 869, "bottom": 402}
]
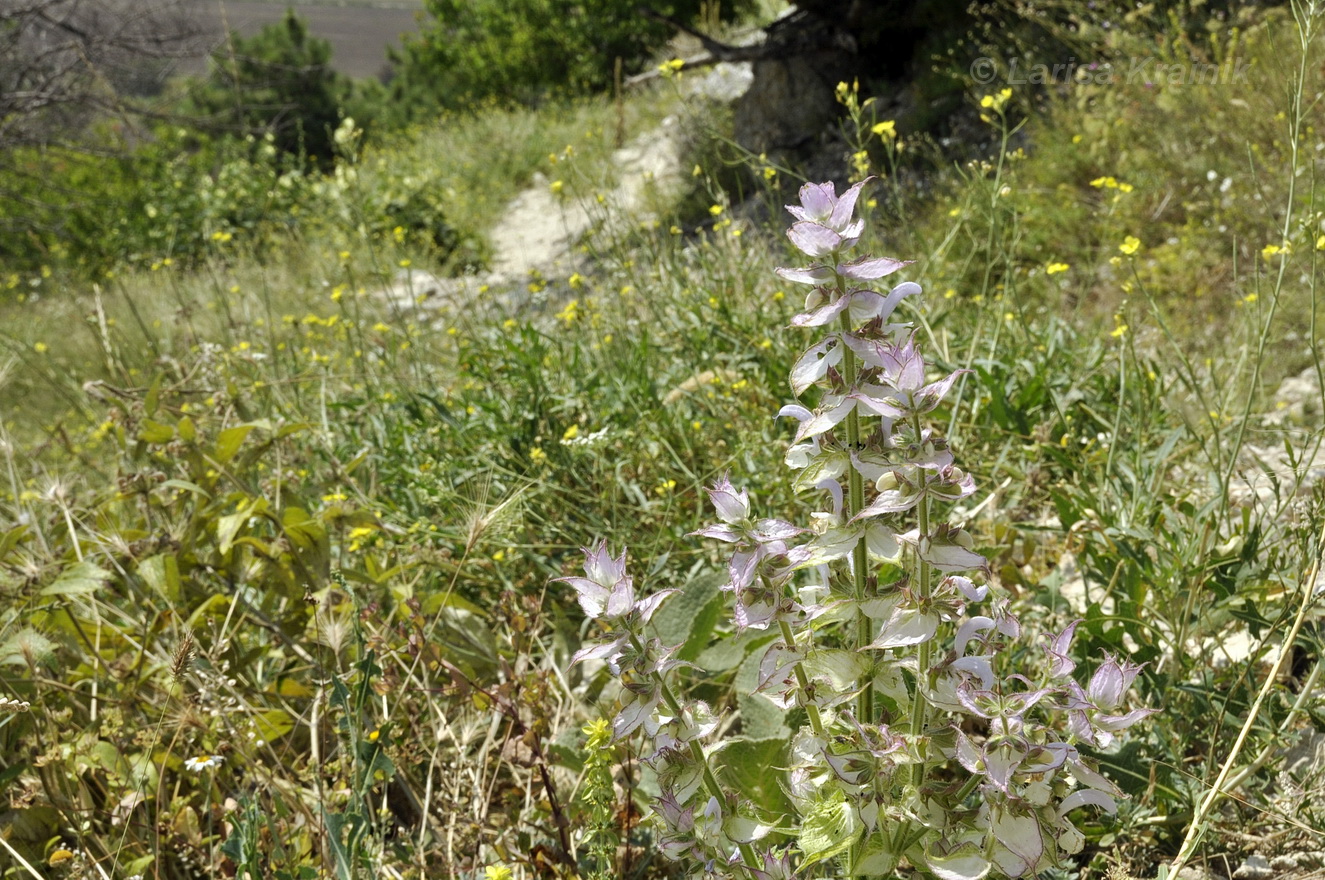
[{"left": 0, "top": 2, "right": 1322, "bottom": 879}]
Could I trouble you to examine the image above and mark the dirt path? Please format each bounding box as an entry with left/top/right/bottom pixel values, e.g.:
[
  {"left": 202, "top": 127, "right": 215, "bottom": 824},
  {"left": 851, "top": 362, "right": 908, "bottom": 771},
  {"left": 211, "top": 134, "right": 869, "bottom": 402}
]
[
  {"left": 486, "top": 116, "right": 688, "bottom": 281},
  {"left": 380, "top": 63, "right": 754, "bottom": 314}
]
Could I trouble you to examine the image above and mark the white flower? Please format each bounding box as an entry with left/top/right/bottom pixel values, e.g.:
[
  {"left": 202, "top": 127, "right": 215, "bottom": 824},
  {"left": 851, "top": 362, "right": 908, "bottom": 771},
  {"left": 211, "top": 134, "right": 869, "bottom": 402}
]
[{"left": 183, "top": 754, "right": 223, "bottom": 772}]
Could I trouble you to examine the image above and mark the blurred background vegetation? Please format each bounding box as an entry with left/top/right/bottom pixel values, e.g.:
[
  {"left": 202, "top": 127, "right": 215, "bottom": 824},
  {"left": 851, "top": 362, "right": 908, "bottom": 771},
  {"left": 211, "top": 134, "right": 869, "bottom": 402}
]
[{"left": 0, "top": 0, "right": 1322, "bottom": 879}]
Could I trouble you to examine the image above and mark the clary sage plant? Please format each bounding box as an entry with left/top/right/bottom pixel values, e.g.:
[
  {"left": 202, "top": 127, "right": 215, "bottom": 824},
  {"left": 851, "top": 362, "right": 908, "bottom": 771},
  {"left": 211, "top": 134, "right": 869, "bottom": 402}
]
[{"left": 559, "top": 180, "right": 1153, "bottom": 879}]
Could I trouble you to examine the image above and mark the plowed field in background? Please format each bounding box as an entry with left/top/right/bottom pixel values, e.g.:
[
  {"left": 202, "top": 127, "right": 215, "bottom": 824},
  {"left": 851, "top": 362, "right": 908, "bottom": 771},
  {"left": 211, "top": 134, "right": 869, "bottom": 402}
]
[{"left": 180, "top": 1, "right": 425, "bottom": 80}]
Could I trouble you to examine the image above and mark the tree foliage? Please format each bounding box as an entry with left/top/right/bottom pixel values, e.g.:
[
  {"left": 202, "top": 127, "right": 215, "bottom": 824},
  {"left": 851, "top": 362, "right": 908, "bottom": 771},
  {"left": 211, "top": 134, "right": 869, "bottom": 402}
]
[
  {"left": 391, "top": 0, "right": 753, "bottom": 114},
  {"left": 0, "top": 0, "right": 203, "bottom": 256},
  {"left": 0, "top": 0, "right": 198, "bottom": 150},
  {"left": 187, "top": 9, "right": 350, "bottom": 166}
]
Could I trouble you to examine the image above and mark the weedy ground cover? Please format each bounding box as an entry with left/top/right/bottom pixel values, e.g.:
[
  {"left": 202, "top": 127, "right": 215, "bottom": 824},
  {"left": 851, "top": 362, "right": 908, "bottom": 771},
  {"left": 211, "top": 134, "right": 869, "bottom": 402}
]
[{"left": 0, "top": 1, "right": 1322, "bottom": 878}]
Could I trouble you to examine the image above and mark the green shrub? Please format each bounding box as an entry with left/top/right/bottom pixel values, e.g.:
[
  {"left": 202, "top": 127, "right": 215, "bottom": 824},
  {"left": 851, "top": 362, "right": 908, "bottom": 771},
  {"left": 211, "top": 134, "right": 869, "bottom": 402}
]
[
  {"left": 391, "top": 0, "right": 752, "bottom": 114},
  {"left": 187, "top": 10, "right": 350, "bottom": 166},
  {"left": 0, "top": 125, "right": 318, "bottom": 279}
]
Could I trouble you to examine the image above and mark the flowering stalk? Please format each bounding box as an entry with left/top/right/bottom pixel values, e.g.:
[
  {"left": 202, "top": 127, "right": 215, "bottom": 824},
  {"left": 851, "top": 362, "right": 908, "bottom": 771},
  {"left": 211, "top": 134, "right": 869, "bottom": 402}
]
[
  {"left": 557, "top": 544, "right": 766, "bottom": 875},
  {"left": 909, "top": 409, "right": 934, "bottom": 791},
  {"left": 837, "top": 305, "right": 874, "bottom": 726},
  {"left": 560, "top": 178, "right": 1155, "bottom": 880},
  {"left": 627, "top": 630, "right": 741, "bottom": 824}
]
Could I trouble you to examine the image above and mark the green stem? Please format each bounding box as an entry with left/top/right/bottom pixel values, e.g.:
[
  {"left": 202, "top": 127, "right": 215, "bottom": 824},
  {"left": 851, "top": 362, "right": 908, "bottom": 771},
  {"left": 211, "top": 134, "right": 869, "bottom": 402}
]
[
  {"left": 1216, "top": 4, "right": 1310, "bottom": 531},
  {"left": 631, "top": 634, "right": 761, "bottom": 873},
  {"left": 889, "top": 771, "right": 985, "bottom": 861},
  {"left": 838, "top": 307, "right": 874, "bottom": 726},
  {"left": 909, "top": 412, "right": 933, "bottom": 791},
  {"left": 777, "top": 618, "right": 826, "bottom": 736}
]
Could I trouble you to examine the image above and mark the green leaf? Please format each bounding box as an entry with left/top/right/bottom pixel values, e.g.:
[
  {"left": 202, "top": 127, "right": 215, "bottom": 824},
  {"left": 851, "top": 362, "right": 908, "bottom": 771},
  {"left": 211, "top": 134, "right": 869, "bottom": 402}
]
[
  {"left": 186, "top": 593, "right": 232, "bottom": 629},
  {"left": 922, "top": 843, "right": 990, "bottom": 880},
  {"left": 735, "top": 645, "right": 789, "bottom": 740},
  {"left": 343, "top": 448, "right": 369, "bottom": 475},
  {"left": 802, "top": 648, "right": 867, "bottom": 694},
  {"left": 419, "top": 590, "right": 486, "bottom": 617},
  {"left": 1085, "top": 739, "right": 1158, "bottom": 798},
  {"left": 696, "top": 629, "right": 776, "bottom": 674},
  {"left": 138, "top": 419, "right": 175, "bottom": 444},
  {"left": 161, "top": 479, "right": 211, "bottom": 498},
  {"left": 716, "top": 737, "right": 790, "bottom": 816},
  {"left": 434, "top": 606, "right": 498, "bottom": 681},
  {"left": 138, "top": 554, "right": 182, "bottom": 602},
  {"left": 42, "top": 560, "right": 111, "bottom": 597},
  {"left": 232, "top": 536, "right": 274, "bottom": 556},
  {"left": 0, "top": 762, "right": 25, "bottom": 788},
  {"left": 272, "top": 678, "right": 315, "bottom": 698},
  {"left": 855, "top": 832, "right": 901, "bottom": 876},
  {"left": 144, "top": 371, "right": 163, "bottom": 417},
  {"left": 799, "top": 792, "right": 860, "bottom": 864},
  {"left": 122, "top": 856, "right": 154, "bottom": 876},
  {"left": 322, "top": 809, "right": 358, "bottom": 880},
  {"left": 214, "top": 424, "right": 257, "bottom": 464},
  {"left": 651, "top": 570, "right": 724, "bottom": 661},
  {"left": 359, "top": 739, "right": 396, "bottom": 783},
  {"left": 792, "top": 448, "right": 849, "bottom": 492},
  {"left": 252, "top": 709, "right": 296, "bottom": 743},
  {"left": 0, "top": 524, "right": 29, "bottom": 562},
  {"left": 282, "top": 507, "right": 329, "bottom": 570},
  {"left": 217, "top": 503, "right": 253, "bottom": 557},
  {"left": 89, "top": 739, "right": 130, "bottom": 778},
  {"left": 547, "top": 724, "right": 588, "bottom": 771},
  {"left": 675, "top": 592, "right": 724, "bottom": 663}
]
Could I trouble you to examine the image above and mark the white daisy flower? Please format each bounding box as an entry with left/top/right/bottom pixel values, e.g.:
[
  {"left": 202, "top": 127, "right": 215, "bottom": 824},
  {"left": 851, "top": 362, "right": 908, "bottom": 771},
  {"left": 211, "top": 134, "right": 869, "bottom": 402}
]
[{"left": 183, "top": 754, "right": 223, "bottom": 772}]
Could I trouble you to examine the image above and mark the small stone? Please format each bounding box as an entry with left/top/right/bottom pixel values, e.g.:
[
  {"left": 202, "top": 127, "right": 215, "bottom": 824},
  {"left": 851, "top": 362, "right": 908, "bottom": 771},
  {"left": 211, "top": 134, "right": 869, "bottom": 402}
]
[
  {"left": 1269, "top": 852, "right": 1325, "bottom": 872},
  {"left": 1265, "top": 366, "right": 1323, "bottom": 427},
  {"left": 1232, "top": 854, "right": 1272, "bottom": 880},
  {"left": 1282, "top": 730, "right": 1325, "bottom": 777},
  {"left": 1175, "top": 866, "right": 1220, "bottom": 880},
  {"left": 1268, "top": 855, "right": 1296, "bottom": 873}
]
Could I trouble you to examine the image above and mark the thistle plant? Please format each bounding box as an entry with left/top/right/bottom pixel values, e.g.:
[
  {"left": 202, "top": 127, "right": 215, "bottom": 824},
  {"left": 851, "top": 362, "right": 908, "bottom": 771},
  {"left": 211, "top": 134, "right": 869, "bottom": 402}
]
[{"left": 559, "top": 179, "right": 1154, "bottom": 879}]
